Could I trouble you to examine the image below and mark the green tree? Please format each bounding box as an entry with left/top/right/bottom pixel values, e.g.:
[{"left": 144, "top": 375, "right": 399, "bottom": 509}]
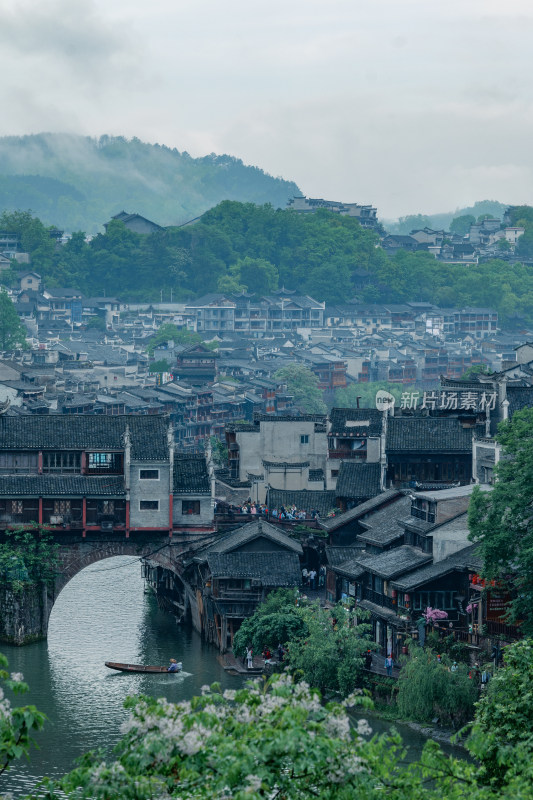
[
  {"left": 397, "top": 649, "right": 477, "bottom": 727},
  {"left": 85, "top": 316, "right": 106, "bottom": 331},
  {"left": 274, "top": 364, "right": 327, "bottom": 414},
  {"left": 287, "top": 601, "right": 372, "bottom": 696},
  {"left": 209, "top": 435, "right": 228, "bottom": 466},
  {"left": 468, "top": 639, "right": 533, "bottom": 785},
  {"left": 459, "top": 364, "right": 491, "bottom": 381},
  {"left": 450, "top": 214, "right": 476, "bottom": 236},
  {"left": 149, "top": 359, "right": 171, "bottom": 373},
  {"left": 220, "top": 256, "right": 278, "bottom": 296},
  {"left": 335, "top": 382, "right": 406, "bottom": 410},
  {"left": 0, "top": 289, "right": 27, "bottom": 350},
  {"left": 0, "top": 525, "right": 60, "bottom": 593},
  {"left": 146, "top": 323, "right": 202, "bottom": 355},
  {"left": 233, "top": 589, "right": 308, "bottom": 657},
  {"left": 0, "top": 653, "right": 46, "bottom": 778},
  {"left": 468, "top": 406, "right": 533, "bottom": 633}
]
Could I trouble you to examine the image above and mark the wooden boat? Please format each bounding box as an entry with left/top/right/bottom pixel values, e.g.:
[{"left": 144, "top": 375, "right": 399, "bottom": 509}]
[{"left": 105, "top": 661, "right": 182, "bottom": 674}]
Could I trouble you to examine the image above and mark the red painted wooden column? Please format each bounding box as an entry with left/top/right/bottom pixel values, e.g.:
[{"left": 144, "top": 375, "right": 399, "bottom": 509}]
[
  {"left": 38, "top": 498, "right": 43, "bottom": 525},
  {"left": 81, "top": 452, "right": 87, "bottom": 475},
  {"left": 82, "top": 497, "right": 86, "bottom": 538},
  {"left": 125, "top": 500, "right": 130, "bottom": 538},
  {"left": 169, "top": 494, "right": 173, "bottom": 538}
]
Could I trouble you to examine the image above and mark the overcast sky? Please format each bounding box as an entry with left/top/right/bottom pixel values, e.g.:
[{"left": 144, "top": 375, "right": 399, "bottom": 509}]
[{"left": 1, "top": 0, "right": 532, "bottom": 218}]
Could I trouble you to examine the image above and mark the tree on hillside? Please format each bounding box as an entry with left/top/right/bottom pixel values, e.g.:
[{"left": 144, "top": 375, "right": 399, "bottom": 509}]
[
  {"left": 274, "top": 364, "right": 327, "bottom": 414},
  {"left": 468, "top": 406, "right": 533, "bottom": 634},
  {"left": 224, "top": 256, "right": 279, "bottom": 295},
  {"left": 450, "top": 214, "right": 476, "bottom": 236},
  {"left": 0, "top": 290, "right": 27, "bottom": 350}
]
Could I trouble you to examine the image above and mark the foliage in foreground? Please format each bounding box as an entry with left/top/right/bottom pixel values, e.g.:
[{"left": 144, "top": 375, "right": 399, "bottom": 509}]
[
  {"left": 468, "top": 638, "right": 533, "bottom": 786},
  {"left": 36, "top": 669, "right": 533, "bottom": 800},
  {"left": 0, "top": 654, "right": 45, "bottom": 779},
  {"left": 468, "top": 406, "right": 533, "bottom": 634}
]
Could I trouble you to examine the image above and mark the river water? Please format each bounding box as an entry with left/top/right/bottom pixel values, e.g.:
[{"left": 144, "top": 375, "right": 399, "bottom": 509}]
[{"left": 1, "top": 557, "right": 463, "bottom": 797}]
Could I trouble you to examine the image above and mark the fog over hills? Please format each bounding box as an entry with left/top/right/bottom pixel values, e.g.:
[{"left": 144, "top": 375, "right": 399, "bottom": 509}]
[{"left": 0, "top": 133, "right": 301, "bottom": 233}]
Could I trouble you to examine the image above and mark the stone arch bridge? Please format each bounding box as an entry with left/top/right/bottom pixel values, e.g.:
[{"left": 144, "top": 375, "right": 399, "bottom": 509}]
[{"left": 0, "top": 529, "right": 215, "bottom": 645}]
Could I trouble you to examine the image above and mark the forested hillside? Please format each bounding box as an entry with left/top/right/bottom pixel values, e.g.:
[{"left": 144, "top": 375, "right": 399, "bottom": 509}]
[
  {"left": 0, "top": 134, "right": 300, "bottom": 232},
  {"left": 384, "top": 200, "right": 509, "bottom": 235},
  {"left": 4, "top": 202, "right": 533, "bottom": 327}
]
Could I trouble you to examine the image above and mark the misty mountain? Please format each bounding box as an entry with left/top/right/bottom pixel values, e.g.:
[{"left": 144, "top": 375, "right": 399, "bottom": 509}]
[
  {"left": 383, "top": 200, "right": 509, "bottom": 235},
  {"left": 0, "top": 133, "right": 301, "bottom": 233}
]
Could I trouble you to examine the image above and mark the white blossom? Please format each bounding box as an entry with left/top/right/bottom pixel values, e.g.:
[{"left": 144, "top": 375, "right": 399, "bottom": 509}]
[
  {"left": 9, "top": 672, "right": 23, "bottom": 683},
  {"left": 244, "top": 774, "right": 262, "bottom": 793},
  {"left": 325, "top": 713, "right": 351, "bottom": 740},
  {"left": 356, "top": 718, "right": 372, "bottom": 737}
]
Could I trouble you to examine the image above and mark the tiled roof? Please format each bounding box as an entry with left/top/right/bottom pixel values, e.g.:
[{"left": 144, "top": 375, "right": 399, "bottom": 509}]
[
  {"left": 354, "top": 545, "right": 432, "bottom": 579},
  {"left": 386, "top": 418, "right": 474, "bottom": 453},
  {"left": 207, "top": 552, "right": 301, "bottom": 585},
  {"left": 318, "top": 490, "right": 401, "bottom": 532},
  {"left": 267, "top": 489, "right": 338, "bottom": 517},
  {"left": 173, "top": 455, "right": 210, "bottom": 494},
  {"left": 336, "top": 462, "right": 381, "bottom": 500},
  {"left": 330, "top": 553, "right": 373, "bottom": 580},
  {"left": 0, "top": 475, "right": 125, "bottom": 496},
  {"left": 205, "top": 519, "right": 303, "bottom": 556},
  {"left": 391, "top": 544, "right": 482, "bottom": 591},
  {"left": 358, "top": 495, "right": 411, "bottom": 547},
  {"left": 325, "top": 545, "right": 365, "bottom": 567},
  {"left": 0, "top": 416, "right": 169, "bottom": 461},
  {"left": 329, "top": 408, "right": 382, "bottom": 437},
  {"left": 506, "top": 386, "right": 533, "bottom": 418}
]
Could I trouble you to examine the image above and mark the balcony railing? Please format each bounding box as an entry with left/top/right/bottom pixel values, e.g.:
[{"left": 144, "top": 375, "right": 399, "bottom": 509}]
[
  {"left": 328, "top": 449, "right": 367, "bottom": 460},
  {"left": 362, "top": 587, "right": 396, "bottom": 610}
]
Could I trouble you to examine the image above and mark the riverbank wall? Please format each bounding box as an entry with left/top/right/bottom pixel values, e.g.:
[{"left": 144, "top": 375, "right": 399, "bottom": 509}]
[{"left": 0, "top": 584, "right": 53, "bottom": 645}]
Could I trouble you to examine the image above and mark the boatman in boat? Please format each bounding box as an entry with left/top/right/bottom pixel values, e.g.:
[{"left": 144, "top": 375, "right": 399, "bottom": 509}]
[{"left": 167, "top": 658, "right": 180, "bottom": 672}]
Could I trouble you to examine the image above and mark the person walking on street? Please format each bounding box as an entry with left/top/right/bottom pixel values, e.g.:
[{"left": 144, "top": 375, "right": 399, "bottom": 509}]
[
  {"left": 309, "top": 569, "right": 317, "bottom": 590},
  {"left": 246, "top": 646, "right": 253, "bottom": 670},
  {"left": 385, "top": 653, "right": 393, "bottom": 677},
  {"left": 365, "top": 650, "right": 373, "bottom": 670}
]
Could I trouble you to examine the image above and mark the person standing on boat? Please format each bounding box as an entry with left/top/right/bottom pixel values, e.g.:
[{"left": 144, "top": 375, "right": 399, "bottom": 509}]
[{"left": 167, "top": 658, "right": 180, "bottom": 673}]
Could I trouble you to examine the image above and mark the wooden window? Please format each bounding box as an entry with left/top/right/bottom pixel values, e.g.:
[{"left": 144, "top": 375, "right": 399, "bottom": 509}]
[
  {"left": 11, "top": 500, "right": 23, "bottom": 514},
  {"left": 140, "top": 500, "right": 159, "bottom": 511},
  {"left": 53, "top": 500, "right": 71, "bottom": 514},
  {"left": 100, "top": 500, "right": 115, "bottom": 514},
  {"left": 300, "top": 435, "right": 309, "bottom": 444},
  {"left": 182, "top": 500, "right": 200, "bottom": 515},
  {"left": 43, "top": 452, "right": 81, "bottom": 473},
  {"left": 139, "top": 469, "right": 159, "bottom": 480}
]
